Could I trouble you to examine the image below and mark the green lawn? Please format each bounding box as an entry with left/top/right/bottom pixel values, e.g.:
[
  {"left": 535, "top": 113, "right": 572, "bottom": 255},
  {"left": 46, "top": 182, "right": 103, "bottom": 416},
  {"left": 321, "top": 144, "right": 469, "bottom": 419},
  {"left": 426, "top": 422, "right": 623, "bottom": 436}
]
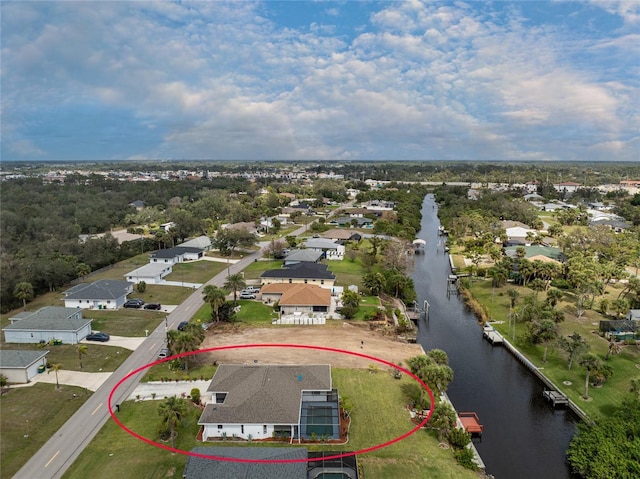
[
  {"left": 63, "top": 369, "right": 477, "bottom": 479},
  {"left": 241, "top": 260, "right": 283, "bottom": 280},
  {"left": 468, "top": 279, "right": 640, "bottom": 419},
  {"left": 1, "top": 342, "right": 131, "bottom": 373},
  {"left": 88, "top": 309, "right": 164, "bottom": 337},
  {"left": 81, "top": 253, "right": 151, "bottom": 282},
  {"left": 192, "top": 300, "right": 276, "bottom": 327},
  {"left": 164, "top": 261, "right": 227, "bottom": 284},
  {"left": 325, "top": 258, "right": 367, "bottom": 288},
  {"left": 1, "top": 383, "right": 91, "bottom": 478},
  {"left": 133, "top": 284, "right": 198, "bottom": 306},
  {"left": 142, "top": 361, "right": 218, "bottom": 383}
]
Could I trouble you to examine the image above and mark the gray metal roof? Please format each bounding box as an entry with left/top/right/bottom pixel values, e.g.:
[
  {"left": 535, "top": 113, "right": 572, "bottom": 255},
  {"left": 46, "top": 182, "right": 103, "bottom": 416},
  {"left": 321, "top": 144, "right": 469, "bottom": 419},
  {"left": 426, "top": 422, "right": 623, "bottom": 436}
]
[
  {"left": 4, "top": 308, "right": 91, "bottom": 332},
  {"left": 183, "top": 447, "right": 308, "bottom": 479},
  {"left": 199, "top": 364, "right": 331, "bottom": 425},
  {"left": 0, "top": 349, "right": 49, "bottom": 369},
  {"left": 9, "top": 307, "right": 81, "bottom": 322},
  {"left": 64, "top": 280, "right": 132, "bottom": 300}
]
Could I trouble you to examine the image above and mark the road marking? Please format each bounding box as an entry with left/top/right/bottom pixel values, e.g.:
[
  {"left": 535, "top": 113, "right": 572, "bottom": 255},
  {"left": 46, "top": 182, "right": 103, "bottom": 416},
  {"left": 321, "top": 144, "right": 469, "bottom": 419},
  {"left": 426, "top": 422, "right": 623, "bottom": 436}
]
[
  {"left": 45, "top": 450, "right": 60, "bottom": 468},
  {"left": 91, "top": 402, "right": 103, "bottom": 415},
  {"left": 148, "top": 342, "right": 156, "bottom": 351},
  {"left": 185, "top": 306, "right": 191, "bottom": 312}
]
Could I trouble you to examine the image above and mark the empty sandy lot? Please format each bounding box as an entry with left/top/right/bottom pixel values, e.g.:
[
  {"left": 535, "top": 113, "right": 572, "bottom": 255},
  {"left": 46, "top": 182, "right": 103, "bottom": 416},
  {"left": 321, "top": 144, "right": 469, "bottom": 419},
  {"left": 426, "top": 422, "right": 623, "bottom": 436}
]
[{"left": 200, "top": 323, "right": 424, "bottom": 369}]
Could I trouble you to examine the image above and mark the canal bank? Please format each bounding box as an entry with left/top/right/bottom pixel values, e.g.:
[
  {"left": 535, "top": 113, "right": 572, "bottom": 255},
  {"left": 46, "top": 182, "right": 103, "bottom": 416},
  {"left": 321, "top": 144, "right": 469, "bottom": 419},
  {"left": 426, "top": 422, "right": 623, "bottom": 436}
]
[{"left": 413, "top": 194, "right": 578, "bottom": 479}]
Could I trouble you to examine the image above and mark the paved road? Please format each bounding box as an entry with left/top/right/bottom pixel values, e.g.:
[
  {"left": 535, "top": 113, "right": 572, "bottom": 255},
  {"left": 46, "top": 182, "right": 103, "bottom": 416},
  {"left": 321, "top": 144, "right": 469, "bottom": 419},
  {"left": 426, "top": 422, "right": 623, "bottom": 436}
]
[{"left": 13, "top": 219, "right": 328, "bottom": 479}]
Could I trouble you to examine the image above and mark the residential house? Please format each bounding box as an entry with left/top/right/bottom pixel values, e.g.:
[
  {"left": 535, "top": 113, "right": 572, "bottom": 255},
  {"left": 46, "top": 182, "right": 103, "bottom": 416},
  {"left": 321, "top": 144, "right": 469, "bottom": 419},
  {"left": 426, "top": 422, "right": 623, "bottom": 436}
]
[
  {"left": 334, "top": 217, "right": 373, "bottom": 229},
  {"left": 260, "top": 283, "right": 332, "bottom": 314},
  {"left": 303, "top": 238, "right": 345, "bottom": 260},
  {"left": 283, "top": 249, "right": 323, "bottom": 266},
  {"left": 183, "top": 448, "right": 359, "bottom": 479},
  {"left": 181, "top": 235, "right": 212, "bottom": 251},
  {"left": 159, "top": 222, "right": 176, "bottom": 232},
  {"left": 150, "top": 246, "right": 203, "bottom": 263},
  {"left": 627, "top": 310, "right": 640, "bottom": 321},
  {"left": 198, "top": 364, "right": 339, "bottom": 442},
  {"left": 553, "top": 182, "right": 581, "bottom": 194},
  {"left": 321, "top": 229, "right": 362, "bottom": 242},
  {"left": 0, "top": 350, "right": 49, "bottom": 384},
  {"left": 124, "top": 263, "right": 173, "bottom": 284},
  {"left": 63, "top": 279, "right": 133, "bottom": 310},
  {"left": 128, "top": 200, "right": 145, "bottom": 210},
  {"left": 260, "top": 263, "right": 336, "bottom": 289},
  {"left": 3, "top": 307, "right": 92, "bottom": 344}
]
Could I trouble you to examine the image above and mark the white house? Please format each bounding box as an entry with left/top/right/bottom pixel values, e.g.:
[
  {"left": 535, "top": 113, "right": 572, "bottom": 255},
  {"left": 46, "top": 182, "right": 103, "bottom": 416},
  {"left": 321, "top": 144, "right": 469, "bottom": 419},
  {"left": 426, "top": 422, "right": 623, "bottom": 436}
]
[
  {"left": 303, "top": 238, "right": 345, "bottom": 260},
  {"left": 553, "top": 182, "right": 581, "bottom": 194},
  {"left": 63, "top": 279, "right": 133, "bottom": 310},
  {"left": 150, "top": 246, "right": 203, "bottom": 264},
  {"left": 0, "top": 350, "right": 49, "bottom": 383},
  {"left": 3, "top": 307, "right": 92, "bottom": 344},
  {"left": 198, "top": 364, "right": 339, "bottom": 442},
  {"left": 124, "top": 263, "right": 173, "bottom": 284}
]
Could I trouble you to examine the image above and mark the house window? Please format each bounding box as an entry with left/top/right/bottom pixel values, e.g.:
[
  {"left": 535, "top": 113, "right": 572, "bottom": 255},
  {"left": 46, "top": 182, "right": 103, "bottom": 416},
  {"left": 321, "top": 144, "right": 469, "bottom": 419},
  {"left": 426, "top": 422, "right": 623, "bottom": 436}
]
[
  {"left": 304, "top": 279, "right": 308, "bottom": 284},
  {"left": 320, "top": 280, "right": 324, "bottom": 285},
  {"left": 217, "top": 425, "right": 223, "bottom": 429},
  {"left": 263, "top": 425, "right": 267, "bottom": 434},
  {"left": 241, "top": 425, "right": 244, "bottom": 434},
  {"left": 289, "top": 278, "right": 292, "bottom": 283}
]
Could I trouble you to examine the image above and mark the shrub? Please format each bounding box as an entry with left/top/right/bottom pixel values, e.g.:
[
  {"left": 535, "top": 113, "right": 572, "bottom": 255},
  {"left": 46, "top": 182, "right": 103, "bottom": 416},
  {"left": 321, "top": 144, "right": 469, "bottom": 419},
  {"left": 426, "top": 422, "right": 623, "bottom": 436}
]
[
  {"left": 454, "top": 447, "right": 478, "bottom": 470},
  {"left": 550, "top": 278, "right": 572, "bottom": 289},
  {"left": 0, "top": 374, "right": 7, "bottom": 387},
  {"left": 137, "top": 281, "right": 146, "bottom": 293},
  {"left": 191, "top": 388, "right": 201, "bottom": 405},
  {"left": 448, "top": 428, "right": 471, "bottom": 449}
]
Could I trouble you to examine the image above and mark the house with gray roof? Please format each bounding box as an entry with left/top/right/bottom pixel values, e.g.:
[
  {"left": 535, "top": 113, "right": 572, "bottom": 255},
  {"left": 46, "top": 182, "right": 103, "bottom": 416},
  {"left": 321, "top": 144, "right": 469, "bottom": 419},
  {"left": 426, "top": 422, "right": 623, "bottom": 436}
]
[
  {"left": 183, "top": 447, "right": 308, "bottom": 479},
  {"left": 183, "top": 447, "right": 359, "bottom": 479},
  {"left": 260, "top": 263, "right": 336, "bottom": 289},
  {"left": 180, "top": 235, "right": 212, "bottom": 251},
  {"left": 198, "top": 364, "right": 339, "bottom": 442},
  {"left": 283, "top": 249, "right": 323, "bottom": 266},
  {"left": 150, "top": 246, "right": 204, "bottom": 264},
  {"left": 303, "top": 238, "right": 345, "bottom": 260},
  {"left": 63, "top": 279, "right": 133, "bottom": 310},
  {"left": 124, "top": 263, "right": 173, "bottom": 284},
  {"left": 0, "top": 349, "right": 49, "bottom": 383},
  {"left": 3, "top": 307, "right": 92, "bottom": 344}
]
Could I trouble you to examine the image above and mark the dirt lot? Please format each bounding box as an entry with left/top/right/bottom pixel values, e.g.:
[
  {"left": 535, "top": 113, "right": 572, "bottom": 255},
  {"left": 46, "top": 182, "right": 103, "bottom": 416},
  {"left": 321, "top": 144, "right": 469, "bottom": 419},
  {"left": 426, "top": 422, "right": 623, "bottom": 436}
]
[{"left": 200, "top": 323, "right": 424, "bottom": 369}]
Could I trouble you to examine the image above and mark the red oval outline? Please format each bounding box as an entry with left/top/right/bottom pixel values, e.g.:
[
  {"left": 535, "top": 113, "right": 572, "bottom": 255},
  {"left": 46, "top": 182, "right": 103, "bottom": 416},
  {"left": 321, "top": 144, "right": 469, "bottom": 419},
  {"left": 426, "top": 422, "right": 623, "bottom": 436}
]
[{"left": 108, "top": 344, "right": 434, "bottom": 463}]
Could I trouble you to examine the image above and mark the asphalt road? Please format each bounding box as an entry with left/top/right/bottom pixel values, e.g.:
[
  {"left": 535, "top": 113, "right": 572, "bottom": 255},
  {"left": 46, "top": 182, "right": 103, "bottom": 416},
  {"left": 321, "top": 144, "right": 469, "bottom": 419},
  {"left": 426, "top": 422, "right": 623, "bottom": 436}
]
[{"left": 13, "top": 220, "right": 325, "bottom": 479}]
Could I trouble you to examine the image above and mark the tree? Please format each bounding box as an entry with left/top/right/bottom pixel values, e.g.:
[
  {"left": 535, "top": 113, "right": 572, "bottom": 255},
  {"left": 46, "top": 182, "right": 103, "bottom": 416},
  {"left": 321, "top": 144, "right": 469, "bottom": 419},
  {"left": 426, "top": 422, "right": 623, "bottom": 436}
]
[
  {"left": 341, "top": 290, "right": 360, "bottom": 309},
  {"left": 137, "top": 281, "right": 146, "bottom": 293},
  {"left": 362, "top": 272, "right": 385, "bottom": 296},
  {"left": 223, "top": 273, "right": 246, "bottom": 304},
  {"left": 526, "top": 319, "right": 558, "bottom": 363},
  {"left": 429, "top": 401, "right": 457, "bottom": 442},
  {"left": 48, "top": 363, "right": 63, "bottom": 389},
  {"left": 507, "top": 288, "right": 520, "bottom": 309},
  {"left": 77, "top": 344, "right": 88, "bottom": 369},
  {"left": 579, "top": 353, "right": 602, "bottom": 400},
  {"left": 545, "top": 288, "right": 563, "bottom": 308},
  {"left": 14, "top": 282, "right": 34, "bottom": 310},
  {"left": 266, "top": 239, "right": 286, "bottom": 259},
  {"left": 157, "top": 396, "right": 189, "bottom": 449},
  {"left": 202, "top": 285, "right": 227, "bottom": 322},
  {"left": 559, "top": 332, "right": 590, "bottom": 370},
  {"left": 75, "top": 263, "right": 91, "bottom": 281},
  {"left": 407, "top": 353, "right": 454, "bottom": 397},
  {"left": 611, "top": 298, "right": 629, "bottom": 319}
]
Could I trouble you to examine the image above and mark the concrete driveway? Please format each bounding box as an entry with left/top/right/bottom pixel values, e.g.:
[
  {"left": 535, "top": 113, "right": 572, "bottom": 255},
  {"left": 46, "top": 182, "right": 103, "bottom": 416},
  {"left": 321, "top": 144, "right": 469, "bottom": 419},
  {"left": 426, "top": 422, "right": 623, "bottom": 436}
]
[
  {"left": 81, "top": 335, "right": 146, "bottom": 351},
  {"left": 27, "top": 370, "right": 112, "bottom": 391}
]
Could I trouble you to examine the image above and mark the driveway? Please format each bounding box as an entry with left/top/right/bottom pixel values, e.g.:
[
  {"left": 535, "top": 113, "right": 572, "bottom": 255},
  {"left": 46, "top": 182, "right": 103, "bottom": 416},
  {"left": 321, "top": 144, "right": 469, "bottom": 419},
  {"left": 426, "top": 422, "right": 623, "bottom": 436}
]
[
  {"left": 81, "top": 335, "right": 146, "bottom": 351},
  {"left": 18, "top": 370, "right": 113, "bottom": 392}
]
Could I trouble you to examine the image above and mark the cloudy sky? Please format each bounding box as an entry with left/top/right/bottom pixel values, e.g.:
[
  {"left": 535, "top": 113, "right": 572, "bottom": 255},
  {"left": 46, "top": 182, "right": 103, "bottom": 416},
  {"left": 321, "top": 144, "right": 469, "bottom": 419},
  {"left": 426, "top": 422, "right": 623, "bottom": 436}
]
[{"left": 2, "top": 1, "right": 639, "bottom": 162}]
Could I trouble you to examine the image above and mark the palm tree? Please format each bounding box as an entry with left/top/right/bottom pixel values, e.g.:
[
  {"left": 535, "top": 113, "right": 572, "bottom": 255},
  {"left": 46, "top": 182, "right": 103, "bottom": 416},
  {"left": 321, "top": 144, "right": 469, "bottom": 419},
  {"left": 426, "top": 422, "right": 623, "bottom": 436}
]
[
  {"left": 507, "top": 288, "right": 520, "bottom": 309},
  {"left": 14, "top": 282, "right": 34, "bottom": 310},
  {"left": 202, "top": 285, "right": 227, "bottom": 322},
  {"left": 157, "top": 396, "right": 189, "bottom": 449},
  {"left": 48, "top": 363, "right": 63, "bottom": 389},
  {"left": 77, "top": 344, "right": 88, "bottom": 369},
  {"left": 545, "top": 288, "right": 563, "bottom": 308},
  {"left": 362, "top": 272, "right": 385, "bottom": 296},
  {"left": 223, "top": 273, "right": 246, "bottom": 304},
  {"left": 579, "top": 353, "right": 602, "bottom": 400}
]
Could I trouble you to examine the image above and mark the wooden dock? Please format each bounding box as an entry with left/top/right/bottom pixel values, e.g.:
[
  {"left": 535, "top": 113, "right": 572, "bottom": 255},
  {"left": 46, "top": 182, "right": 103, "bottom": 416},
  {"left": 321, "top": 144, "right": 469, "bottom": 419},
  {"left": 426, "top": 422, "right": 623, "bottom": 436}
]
[
  {"left": 482, "top": 325, "right": 503, "bottom": 345},
  {"left": 543, "top": 390, "right": 568, "bottom": 407},
  {"left": 459, "top": 412, "right": 483, "bottom": 435}
]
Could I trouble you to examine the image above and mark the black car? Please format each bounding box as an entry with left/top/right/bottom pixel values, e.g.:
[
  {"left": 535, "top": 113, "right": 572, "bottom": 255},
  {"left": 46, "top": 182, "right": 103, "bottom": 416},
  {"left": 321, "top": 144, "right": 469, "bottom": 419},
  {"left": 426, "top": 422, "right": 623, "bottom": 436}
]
[
  {"left": 177, "top": 321, "right": 189, "bottom": 331},
  {"left": 86, "top": 332, "right": 110, "bottom": 342},
  {"left": 123, "top": 299, "right": 145, "bottom": 308},
  {"left": 144, "top": 303, "right": 162, "bottom": 310}
]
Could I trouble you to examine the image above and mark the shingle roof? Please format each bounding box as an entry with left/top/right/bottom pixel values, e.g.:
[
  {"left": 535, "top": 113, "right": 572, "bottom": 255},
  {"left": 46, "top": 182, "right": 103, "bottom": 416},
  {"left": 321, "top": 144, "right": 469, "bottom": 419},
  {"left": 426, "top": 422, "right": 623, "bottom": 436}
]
[
  {"left": 283, "top": 249, "right": 323, "bottom": 263},
  {"left": 199, "top": 364, "right": 331, "bottom": 425},
  {"left": 64, "top": 280, "right": 132, "bottom": 300},
  {"left": 279, "top": 284, "right": 331, "bottom": 307},
  {"left": 3, "top": 308, "right": 91, "bottom": 332},
  {"left": 183, "top": 447, "right": 308, "bottom": 479},
  {"left": 125, "top": 263, "right": 172, "bottom": 277},
  {"left": 180, "top": 236, "right": 212, "bottom": 249},
  {"left": 150, "top": 246, "right": 203, "bottom": 259},
  {"left": 9, "top": 307, "right": 81, "bottom": 322},
  {"left": 0, "top": 349, "right": 49, "bottom": 369},
  {"left": 304, "top": 238, "right": 342, "bottom": 250},
  {"left": 260, "top": 262, "right": 335, "bottom": 280}
]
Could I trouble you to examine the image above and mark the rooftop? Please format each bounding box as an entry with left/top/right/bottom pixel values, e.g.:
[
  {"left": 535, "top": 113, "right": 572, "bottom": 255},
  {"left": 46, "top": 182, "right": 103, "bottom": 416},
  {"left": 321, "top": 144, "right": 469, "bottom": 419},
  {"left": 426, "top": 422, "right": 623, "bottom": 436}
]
[
  {"left": 64, "top": 279, "right": 132, "bottom": 300},
  {"left": 260, "top": 262, "right": 335, "bottom": 280},
  {"left": 0, "top": 349, "right": 49, "bottom": 368}
]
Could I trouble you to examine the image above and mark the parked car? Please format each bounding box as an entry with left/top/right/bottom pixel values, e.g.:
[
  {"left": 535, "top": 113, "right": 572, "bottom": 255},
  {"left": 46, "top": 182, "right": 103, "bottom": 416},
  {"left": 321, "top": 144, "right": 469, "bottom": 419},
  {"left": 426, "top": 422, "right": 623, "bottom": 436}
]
[
  {"left": 239, "top": 292, "right": 256, "bottom": 300},
  {"left": 243, "top": 286, "right": 261, "bottom": 293},
  {"left": 177, "top": 321, "right": 189, "bottom": 331},
  {"left": 158, "top": 348, "right": 171, "bottom": 359},
  {"left": 123, "top": 299, "right": 145, "bottom": 308},
  {"left": 144, "top": 303, "right": 161, "bottom": 310},
  {"left": 86, "top": 332, "right": 110, "bottom": 342}
]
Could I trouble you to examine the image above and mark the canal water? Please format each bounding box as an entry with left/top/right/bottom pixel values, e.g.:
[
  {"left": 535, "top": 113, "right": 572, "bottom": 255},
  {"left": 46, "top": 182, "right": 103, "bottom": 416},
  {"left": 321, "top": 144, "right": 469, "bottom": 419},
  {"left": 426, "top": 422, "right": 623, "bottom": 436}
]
[{"left": 413, "top": 194, "right": 578, "bottom": 479}]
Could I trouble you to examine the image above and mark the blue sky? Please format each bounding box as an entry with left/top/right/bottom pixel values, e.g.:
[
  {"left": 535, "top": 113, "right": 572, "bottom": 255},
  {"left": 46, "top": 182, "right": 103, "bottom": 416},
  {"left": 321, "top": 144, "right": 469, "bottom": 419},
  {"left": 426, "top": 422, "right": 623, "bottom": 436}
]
[{"left": 2, "top": 1, "right": 639, "bottom": 162}]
